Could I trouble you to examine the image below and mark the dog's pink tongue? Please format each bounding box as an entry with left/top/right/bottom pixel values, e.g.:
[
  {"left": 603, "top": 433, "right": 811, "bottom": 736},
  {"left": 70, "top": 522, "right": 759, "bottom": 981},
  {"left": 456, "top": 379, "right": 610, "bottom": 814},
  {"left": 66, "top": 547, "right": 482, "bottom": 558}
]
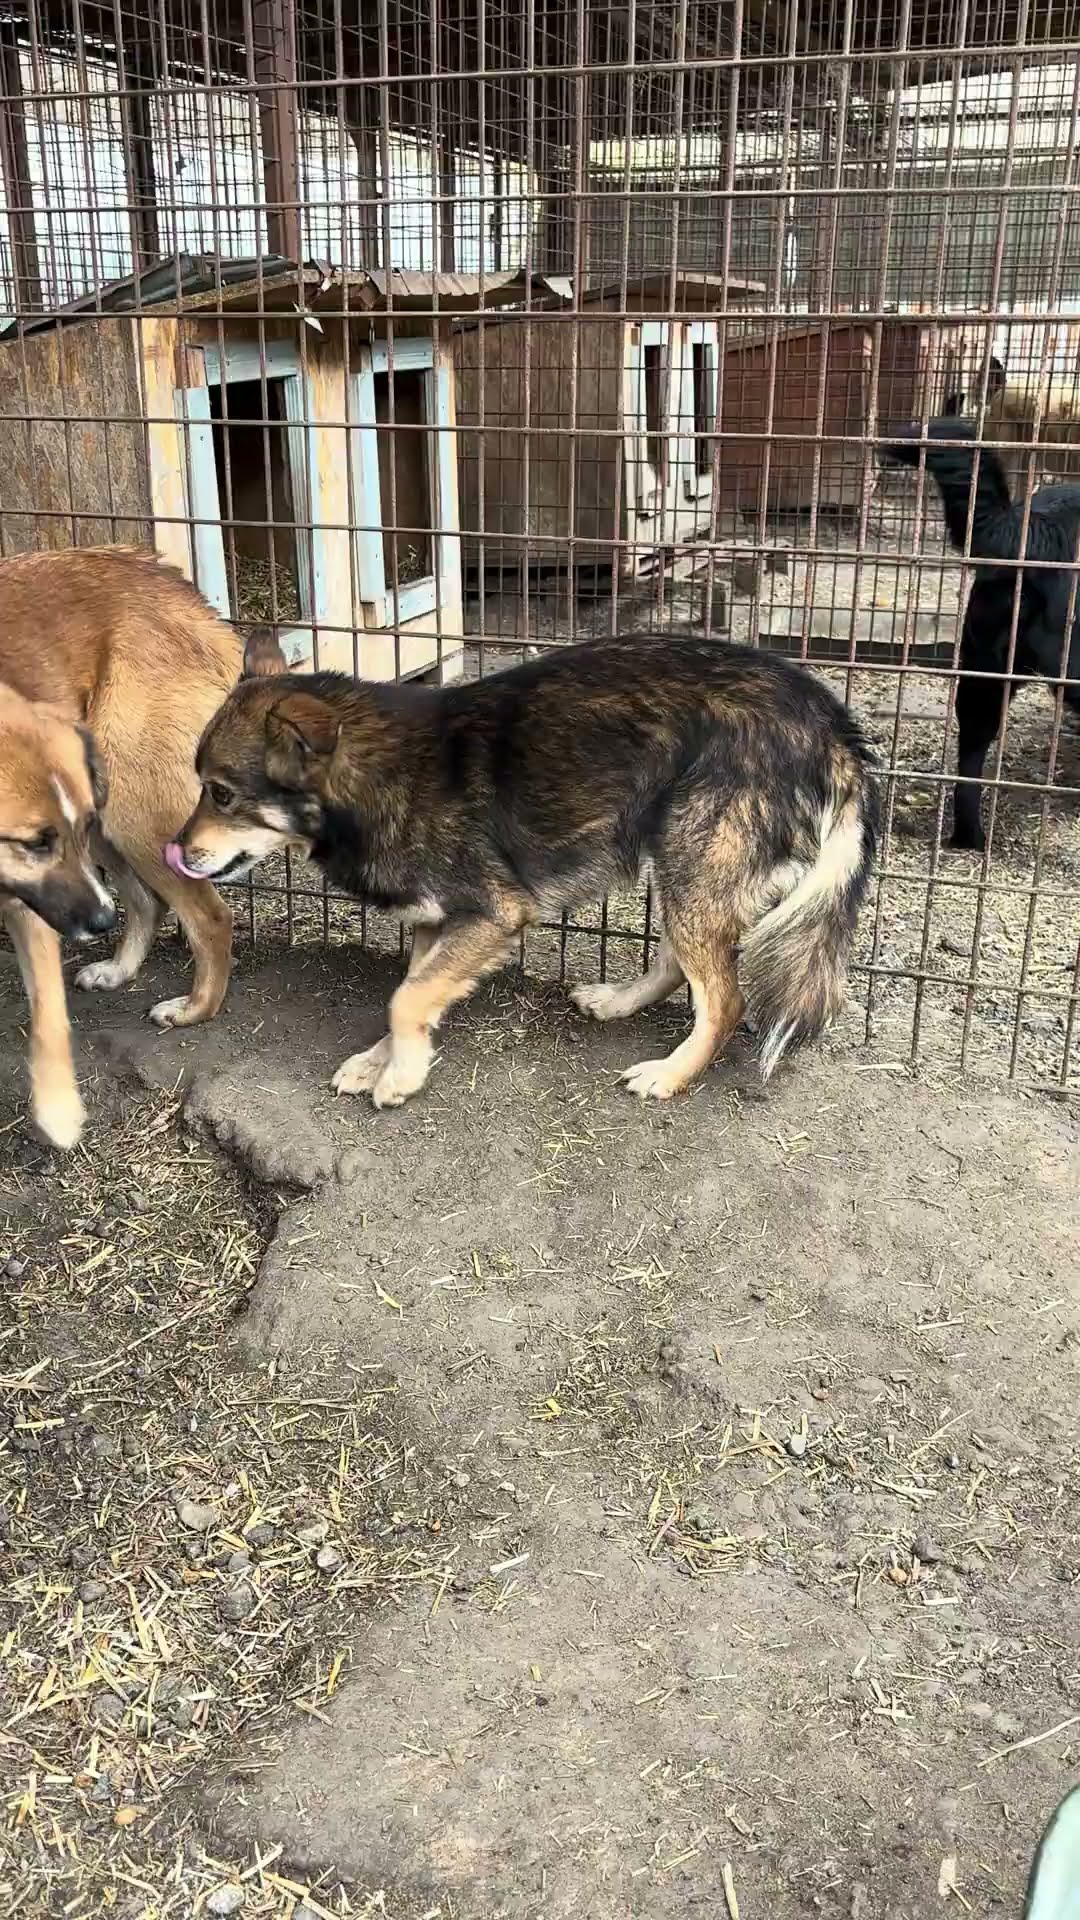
[{"left": 164, "top": 841, "right": 200, "bottom": 880}]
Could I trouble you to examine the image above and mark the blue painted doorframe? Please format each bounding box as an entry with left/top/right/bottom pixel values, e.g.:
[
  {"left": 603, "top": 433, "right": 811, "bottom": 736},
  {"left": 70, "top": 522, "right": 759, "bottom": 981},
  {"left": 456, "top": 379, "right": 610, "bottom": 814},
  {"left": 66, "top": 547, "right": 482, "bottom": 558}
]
[
  {"left": 176, "top": 337, "right": 330, "bottom": 657},
  {"left": 348, "top": 334, "right": 460, "bottom": 628}
]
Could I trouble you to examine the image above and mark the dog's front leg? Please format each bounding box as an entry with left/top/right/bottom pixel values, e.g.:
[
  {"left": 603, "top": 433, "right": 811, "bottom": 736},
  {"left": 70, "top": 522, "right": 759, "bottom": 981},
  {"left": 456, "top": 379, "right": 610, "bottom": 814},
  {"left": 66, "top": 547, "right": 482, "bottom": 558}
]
[
  {"left": 332, "top": 923, "right": 439, "bottom": 1097},
  {"left": 371, "top": 913, "right": 517, "bottom": 1110},
  {"left": 4, "top": 904, "right": 85, "bottom": 1149}
]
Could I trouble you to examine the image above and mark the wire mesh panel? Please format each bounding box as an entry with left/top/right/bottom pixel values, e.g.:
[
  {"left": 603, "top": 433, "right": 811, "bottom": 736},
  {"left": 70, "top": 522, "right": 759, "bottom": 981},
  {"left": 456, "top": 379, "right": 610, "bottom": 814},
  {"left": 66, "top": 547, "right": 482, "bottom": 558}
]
[{"left": 0, "top": 0, "right": 1076, "bottom": 1088}]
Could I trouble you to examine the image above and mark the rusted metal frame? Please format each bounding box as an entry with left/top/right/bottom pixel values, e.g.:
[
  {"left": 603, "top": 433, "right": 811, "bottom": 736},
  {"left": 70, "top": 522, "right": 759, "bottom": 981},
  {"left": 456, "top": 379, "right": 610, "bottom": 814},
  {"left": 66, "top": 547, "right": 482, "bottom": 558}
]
[
  {"left": 253, "top": 0, "right": 302, "bottom": 265},
  {"left": 0, "top": 24, "right": 43, "bottom": 313}
]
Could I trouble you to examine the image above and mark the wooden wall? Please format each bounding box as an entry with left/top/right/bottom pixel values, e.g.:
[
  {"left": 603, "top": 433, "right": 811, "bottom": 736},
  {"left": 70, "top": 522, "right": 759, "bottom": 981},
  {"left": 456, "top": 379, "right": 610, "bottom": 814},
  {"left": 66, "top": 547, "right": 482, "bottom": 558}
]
[
  {"left": 717, "top": 320, "right": 935, "bottom": 515},
  {"left": 455, "top": 312, "right": 626, "bottom": 572},
  {"left": 0, "top": 320, "right": 151, "bottom": 556}
]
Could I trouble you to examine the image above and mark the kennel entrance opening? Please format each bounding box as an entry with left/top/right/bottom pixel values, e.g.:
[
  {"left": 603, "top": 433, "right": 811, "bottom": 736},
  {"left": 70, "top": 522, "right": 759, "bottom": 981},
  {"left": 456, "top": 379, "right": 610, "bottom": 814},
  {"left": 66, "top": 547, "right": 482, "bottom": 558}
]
[
  {"left": 349, "top": 335, "right": 459, "bottom": 633},
  {"left": 681, "top": 322, "right": 719, "bottom": 500},
  {"left": 209, "top": 375, "right": 300, "bottom": 625},
  {"left": 177, "top": 338, "right": 328, "bottom": 659},
  {"left": 625, "top": 320, "right": 680, "bottom": 549}
]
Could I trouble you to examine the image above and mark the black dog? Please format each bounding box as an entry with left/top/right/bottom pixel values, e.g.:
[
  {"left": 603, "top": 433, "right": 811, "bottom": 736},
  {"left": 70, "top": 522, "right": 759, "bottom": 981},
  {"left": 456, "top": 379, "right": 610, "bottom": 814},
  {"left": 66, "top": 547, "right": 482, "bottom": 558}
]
[{"left": 882, "top": 418, "right": 1080, "bottom": 850}]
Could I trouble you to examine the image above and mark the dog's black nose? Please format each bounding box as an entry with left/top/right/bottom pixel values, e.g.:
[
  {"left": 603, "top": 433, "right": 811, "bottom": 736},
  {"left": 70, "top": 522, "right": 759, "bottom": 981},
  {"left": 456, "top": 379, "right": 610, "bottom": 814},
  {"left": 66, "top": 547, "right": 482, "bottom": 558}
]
[{"left": 85, "top": 900, "right": 117, "bottom": 935}]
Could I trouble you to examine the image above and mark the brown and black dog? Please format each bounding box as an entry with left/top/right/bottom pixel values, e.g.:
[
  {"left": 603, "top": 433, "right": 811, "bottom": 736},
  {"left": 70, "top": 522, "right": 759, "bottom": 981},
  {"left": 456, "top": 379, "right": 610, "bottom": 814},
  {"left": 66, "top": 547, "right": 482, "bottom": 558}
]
[
  {"left": 171, "top": 635, "right": 878, "bottom": 1110},
  {"left": 0, "top": 547, "right": 284, "bottom": 1148}
]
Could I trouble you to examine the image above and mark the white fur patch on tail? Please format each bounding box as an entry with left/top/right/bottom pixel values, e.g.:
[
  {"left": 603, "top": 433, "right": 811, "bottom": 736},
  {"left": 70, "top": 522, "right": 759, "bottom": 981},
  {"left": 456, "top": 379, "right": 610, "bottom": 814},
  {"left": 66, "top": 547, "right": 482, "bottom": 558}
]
[
  {"left": 741, "top": 793, "right": 867, "bottom": 1079},
  {"left": 759, "top": 1018, "right": 797, "bottom": 1082}
]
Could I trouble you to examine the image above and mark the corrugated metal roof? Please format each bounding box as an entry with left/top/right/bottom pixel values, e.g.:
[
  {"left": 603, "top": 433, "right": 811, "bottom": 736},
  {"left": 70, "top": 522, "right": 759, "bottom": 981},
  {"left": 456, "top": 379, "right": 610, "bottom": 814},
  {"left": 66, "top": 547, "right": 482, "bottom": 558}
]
[
  {"left": 1, "top": 259, "right": 766, "bottom": 343},
  {"left": 0, "top": 254, "right": 296, "bottom": 339},
  {"left": 0, "top": 256, "right": 575, "bottom": 340}
]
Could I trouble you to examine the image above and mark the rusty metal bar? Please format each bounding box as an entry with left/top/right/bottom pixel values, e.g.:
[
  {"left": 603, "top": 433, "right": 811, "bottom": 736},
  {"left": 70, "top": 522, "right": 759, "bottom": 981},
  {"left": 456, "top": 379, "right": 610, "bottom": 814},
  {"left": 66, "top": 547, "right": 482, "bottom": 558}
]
[
  {"left": 252, "top": 0, "right": 302, "bottom": 262},
  {"left": 0, "top": 26, "right": 42, "bottom": 313}
]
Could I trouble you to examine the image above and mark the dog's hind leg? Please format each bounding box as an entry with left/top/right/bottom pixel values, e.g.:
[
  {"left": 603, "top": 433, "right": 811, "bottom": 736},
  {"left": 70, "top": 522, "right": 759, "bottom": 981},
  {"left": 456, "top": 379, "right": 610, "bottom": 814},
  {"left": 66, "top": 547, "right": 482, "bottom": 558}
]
[
  {"left": 571, "top": 938, "right": 685, "bottom": 1021},
  {"left": 332, "top": 925, "right": 440, "bottom": 1097},
  {"left": 4, "top": 904, "right": 84, "bottom": 1149},
  {"left": 953, "top": 661, "right": 1011, "bottom": 852},
  {"left": 366, "top": 913, "right": 516, "bottom": 1110},
  {"left": 74, "top": 846, "right": 162, "bottom": 994},
  {"left": 619, "top": 901, "right": 745, "bottom": 1101}
]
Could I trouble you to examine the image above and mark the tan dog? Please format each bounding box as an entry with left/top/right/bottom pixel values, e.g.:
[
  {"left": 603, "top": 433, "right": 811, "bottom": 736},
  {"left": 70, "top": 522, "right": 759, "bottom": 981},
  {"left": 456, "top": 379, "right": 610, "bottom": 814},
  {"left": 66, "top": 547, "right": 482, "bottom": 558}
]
[
  {"left": 0, "top": 547, "right": 284, "bottom": 1148},
  {"left": 0, "top": 689, "right": 118, "bottom": 1146}
]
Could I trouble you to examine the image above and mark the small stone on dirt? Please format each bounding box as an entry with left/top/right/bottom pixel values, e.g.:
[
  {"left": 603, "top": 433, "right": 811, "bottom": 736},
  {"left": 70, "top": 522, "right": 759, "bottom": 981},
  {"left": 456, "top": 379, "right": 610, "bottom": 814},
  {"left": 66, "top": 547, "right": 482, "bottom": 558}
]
[
  {"left": 316, "top": 1545, "right": 343, "bottom": 1573},
  {"left": 786, "top": 1432, "right": 808, "bottom": 1459},
  {"left": 297, "top": 1518, "right": 329, "bottom": 1545},
  {"left": 336, "top": 1146, "right": 371, "bottom": 1183},
  {"left": 94, "top": 1693, "right": 126, "bottom": 1726},
  {"left": 4, "top": 1255, "right": 27, "bottom": 1278},
  {"left": 246, "top": 1522, "right": 276, "bottom": 1548},
  {"left": 79, "top": 1578, "right": 107, "bottom": 1602},
  {"left": 218, "top": 1581, "right": 256, "bottom": 1622},
  {"left": 176, "top": 1500, "right": 220, "bottom": 1533},
  {"left": 913, "top": 1533, "right": 942, "bottom": 1564},
  {"left": 206, "top": 1887, "right": 245, "bottom": 1917}
]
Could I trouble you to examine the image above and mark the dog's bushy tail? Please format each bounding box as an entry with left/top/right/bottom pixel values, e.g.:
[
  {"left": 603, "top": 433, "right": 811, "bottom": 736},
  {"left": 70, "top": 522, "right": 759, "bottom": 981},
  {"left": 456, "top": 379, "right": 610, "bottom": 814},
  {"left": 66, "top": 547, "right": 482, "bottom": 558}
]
[{"left": 740, "top": 760, "right": 877, "bottom": 1081}]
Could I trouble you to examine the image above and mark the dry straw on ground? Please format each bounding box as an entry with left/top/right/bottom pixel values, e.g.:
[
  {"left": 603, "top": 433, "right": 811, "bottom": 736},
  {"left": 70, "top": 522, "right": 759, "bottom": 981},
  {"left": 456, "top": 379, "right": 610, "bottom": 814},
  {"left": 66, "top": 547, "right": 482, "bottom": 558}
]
[{"left": 0, "top": 1088, "right": 446, "bottom": 1918}]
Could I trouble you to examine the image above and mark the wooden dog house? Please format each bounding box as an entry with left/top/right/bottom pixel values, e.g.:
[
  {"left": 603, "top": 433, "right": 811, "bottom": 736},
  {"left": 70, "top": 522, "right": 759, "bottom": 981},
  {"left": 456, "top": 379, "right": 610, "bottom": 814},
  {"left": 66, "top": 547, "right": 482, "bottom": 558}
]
[
  {"left": 453, "top": 272, "right": 765, "bottom": 577},
  {"left": 0, "top": 255, "right": 541, "bottom": 681},
  {"left": 714, "top": 315, "right": 949, "bottom": 517}
]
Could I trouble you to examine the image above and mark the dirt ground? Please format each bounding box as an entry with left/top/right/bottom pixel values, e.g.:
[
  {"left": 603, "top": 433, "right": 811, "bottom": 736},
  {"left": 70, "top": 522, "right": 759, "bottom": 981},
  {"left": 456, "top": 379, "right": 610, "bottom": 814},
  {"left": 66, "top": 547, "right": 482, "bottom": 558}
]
[{"left": 2, "top": 932, "right": 1078, "bottom": 1920}]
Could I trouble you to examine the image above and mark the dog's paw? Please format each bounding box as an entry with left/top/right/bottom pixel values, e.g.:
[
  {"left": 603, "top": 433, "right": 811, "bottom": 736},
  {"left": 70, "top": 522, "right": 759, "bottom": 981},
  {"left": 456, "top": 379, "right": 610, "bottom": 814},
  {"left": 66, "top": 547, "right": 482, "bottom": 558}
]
[
  {"left": 148, "top": 994, "right": 201, "bottom": 1029},
  {"left": 32, "top": 1085, "right": 86, "bottom": 1151},
  {"left": 75, "top": 958, "right": 129, "bottom": 993},
  {"left": 371, "top": 1067, "right": 411, "bottom": 1109},
  {"left": 619, "top": 1056, "right": 685, "bottom": 1101},
  {"left": 570, "top": 981, "right": 624, "bottom": 1022},
  {"left": 331, "top": 1038, "right": 392, "bottom": 1096},
  {"left": 371, "top": 1039, "right": 433, "bottom": 1110}
]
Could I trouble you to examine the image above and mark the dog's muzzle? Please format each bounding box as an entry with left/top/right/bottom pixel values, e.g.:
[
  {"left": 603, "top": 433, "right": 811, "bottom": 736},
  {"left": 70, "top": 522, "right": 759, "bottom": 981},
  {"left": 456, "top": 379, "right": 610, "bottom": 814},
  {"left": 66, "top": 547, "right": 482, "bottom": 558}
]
[
  {"left": 164, "top": 841, "right": 207, "bottom": 880},
  {"left": 164, "top": 841, "right": 251, "bottom": 883}
]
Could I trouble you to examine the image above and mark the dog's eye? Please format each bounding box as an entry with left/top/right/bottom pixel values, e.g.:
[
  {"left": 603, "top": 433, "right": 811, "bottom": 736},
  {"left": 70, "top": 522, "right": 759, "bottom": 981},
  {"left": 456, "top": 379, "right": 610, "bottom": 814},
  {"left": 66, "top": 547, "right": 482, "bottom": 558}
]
[
  {"left": 206, "top": 782, "right": 235, "bottom": 812},
  {"left": 23, "top": 828, "right": 56, "bottom": 855}
]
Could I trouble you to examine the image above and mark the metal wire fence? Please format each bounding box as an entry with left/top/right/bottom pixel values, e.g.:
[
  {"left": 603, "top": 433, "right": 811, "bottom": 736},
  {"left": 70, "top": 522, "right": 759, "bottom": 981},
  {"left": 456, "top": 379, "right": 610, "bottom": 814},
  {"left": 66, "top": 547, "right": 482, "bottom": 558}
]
[{"left": 0, "top": 0, "right": 1077, "bottom": 1088}]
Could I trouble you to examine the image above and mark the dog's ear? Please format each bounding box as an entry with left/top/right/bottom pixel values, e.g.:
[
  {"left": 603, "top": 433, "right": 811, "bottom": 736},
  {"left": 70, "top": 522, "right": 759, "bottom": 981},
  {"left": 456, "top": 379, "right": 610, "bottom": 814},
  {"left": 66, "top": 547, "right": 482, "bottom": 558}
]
[
  {"left": 241, "top": 627, "right": 289, "bottom": 680},
  {"left": 76, "top": 725, "right": 109, "bottom": 812},
  {"left": 265, "top": 693, "right": 340, "bottom": 787}
]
